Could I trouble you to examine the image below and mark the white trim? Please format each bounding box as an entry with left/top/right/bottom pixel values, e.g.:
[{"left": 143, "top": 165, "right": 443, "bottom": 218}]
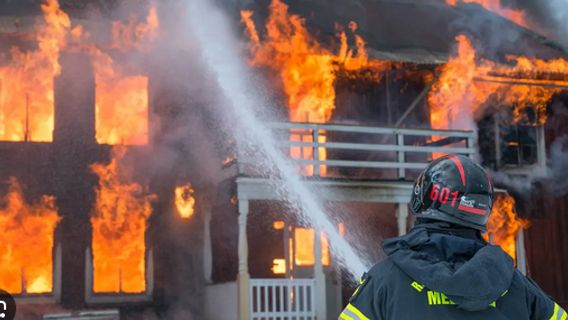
[{"left": 250, "top": 278, "right": 316, "bottom": 319}]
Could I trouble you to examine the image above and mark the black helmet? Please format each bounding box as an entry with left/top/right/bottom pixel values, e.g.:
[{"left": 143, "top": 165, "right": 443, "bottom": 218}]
[{"left": 410, "top": 154, "right": 494, "bottom": 231}]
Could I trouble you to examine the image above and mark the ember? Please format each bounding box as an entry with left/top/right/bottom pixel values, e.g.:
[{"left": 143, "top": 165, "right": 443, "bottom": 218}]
[
  {"left": 175, "top": 184, "right": 196, "bottom": 219},
  {"left": 0, "top": 178, "right": 60, "bottom": 294},
  {"left": 90, "top": 148, "right": 154, "bottom": 293}
]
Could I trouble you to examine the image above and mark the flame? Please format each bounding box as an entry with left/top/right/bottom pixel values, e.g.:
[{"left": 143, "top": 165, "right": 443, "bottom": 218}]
[
  {"left": 272, "top": 259, "right": 286, "bottom": 274},
  {"left": 484, "top": 194, "right": 528, "bottom": 262},
  {"left": 111, "top": 7, "right": 159, "bottom": 52},
  {"left": 92, "top": 50, "right": 150, "bottom": 145},
  {"left": 273, "top": 220, "right": 285, "bottom": 230},
  {"left": 0, "top": 178, "right": 60, "bottom": 294},
  {"left": 175, "top": 184, "right": 195, "bottom": 219},
  {"left": 294, "top": 228, "right": 330, "bottom": 267},
  {"left": 90, "top": 148, "right": 154, "bottom": 293},
  {"left": 446, "top": 0, "right": 528, "bottom": 28},
  {"left": 0, "top": 1, "right": 156, "bottom": 145},
  {"left": 0, "top": 0, "right": 69, "bottom": 142},
  {"left": 428, "top": 35, "right": 568, "bottom": 136},
  {"left": 241, "top": 0, "right": 389, "bottom": 175},
  {"left": 93, "top": 7, "right": 158, "bottom": 145}
]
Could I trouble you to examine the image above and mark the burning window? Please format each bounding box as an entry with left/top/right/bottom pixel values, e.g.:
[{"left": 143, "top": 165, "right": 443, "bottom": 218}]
[
  {"left": 294, "top": 228, "right": 330, "bottom": 267},
  {"left": 90, "top": 149, "right": 154, "bottom": 293},
  {"left": 501, "top": 124, "right": 541, "bottom": 167},
  {"left": 0, "top": 0, "right": 69, "bottom": 142},
  {"left": 94, "top": 73, "right": 149, "bottom": 146},
  {"left": 0, "top": 0, "right": 157, "bottom": 145},
  {"left": 92, "top": 7, "right": 158, "bottom": 146},
  {"left": 0, "top": 178, "right": 60, "bottom": 294}
]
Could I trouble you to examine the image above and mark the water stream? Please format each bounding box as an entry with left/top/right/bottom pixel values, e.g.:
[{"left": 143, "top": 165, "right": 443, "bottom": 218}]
[{"left": 187, "top": 0, "right": 370, "bottom": 279}]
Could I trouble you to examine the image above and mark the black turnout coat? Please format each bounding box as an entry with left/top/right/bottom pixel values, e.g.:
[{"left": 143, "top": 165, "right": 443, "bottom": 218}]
[{"left": 339, "top": 222, "right": 566, "bottom": 320}]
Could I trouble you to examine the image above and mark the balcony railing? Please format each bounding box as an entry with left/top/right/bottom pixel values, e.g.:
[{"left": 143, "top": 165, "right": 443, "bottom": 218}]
[{"left": 237, "top": 122, "right": 476, "bottom": 180}]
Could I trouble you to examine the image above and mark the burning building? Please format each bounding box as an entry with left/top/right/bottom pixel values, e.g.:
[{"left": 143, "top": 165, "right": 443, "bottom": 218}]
[{"left": 0, "top": 0, "right": 567, "bottom": 319}]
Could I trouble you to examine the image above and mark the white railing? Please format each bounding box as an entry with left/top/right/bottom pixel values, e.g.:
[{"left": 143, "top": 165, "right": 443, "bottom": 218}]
[
  {"left": 237, "top": 122, "right": 476, "bottom": 180},
  {"left": 250, "top": 278, "right": 315, "bottom": 320}
]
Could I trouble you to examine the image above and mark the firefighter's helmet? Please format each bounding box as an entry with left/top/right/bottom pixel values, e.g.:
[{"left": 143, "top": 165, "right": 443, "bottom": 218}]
[{"left": 410, "top": 154, "right": 494, "bottom": 231}]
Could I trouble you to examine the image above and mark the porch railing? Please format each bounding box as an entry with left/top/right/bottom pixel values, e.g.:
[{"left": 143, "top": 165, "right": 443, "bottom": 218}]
[
  {"left": 237, "top": 122, "right": 476, "bottom": 180},
  {"left": 250, "top": 278, "right": 315, "bottom": 320}
]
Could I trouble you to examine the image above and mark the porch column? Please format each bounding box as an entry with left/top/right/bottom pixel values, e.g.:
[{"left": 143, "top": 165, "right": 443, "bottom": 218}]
[
  {"left": 314, "top": 228, "right": 327, "bottom": 320},
  {"left": 516, "top": 230, "right": 527, "bottom": 275},
  {"left": 396, "top": 203, "right": 409, "bottom": 236},
  {"left": 237, "top": 199, "right": 250, "bottom": 320},
  {"left": 203, "top": 203, "right": 212, "bottom": 283},
  {"left": 536, "top": 126, "right": 547, "bottom": 168}
]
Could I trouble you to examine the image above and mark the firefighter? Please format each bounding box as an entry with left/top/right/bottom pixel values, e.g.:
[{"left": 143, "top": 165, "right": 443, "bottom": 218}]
[{"left": 339, "top": 154, "right": 566, "bottom": 320}]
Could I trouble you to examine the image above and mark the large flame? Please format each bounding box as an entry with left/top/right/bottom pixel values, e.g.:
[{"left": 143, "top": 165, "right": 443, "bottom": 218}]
[
  {"left": 92, "top": 50, "right": 150, "bottom": 145},
  {"left": 241, "top": 0, "right": 389, "bottom": 175},
  {"left": 0, "top": 178, "right": 60, "bottom": 294},
  {"left": 428, "top": 35, "right": 568, "bottom": 133},
  {"left": 484, "top": 194, "right": 528, "bottom": 262},
  {"left": 446, "top": 0, "right": 528, "bottom": 28},
  {"left": 0, "top": 0, "right": 156, "bottom": 145},
  {"left": 93, "top": 7, "right": 158, "bottom": 145},
  {"left": 90, "top": 148, "right": 154, "bottom": 293},
  {"left": 175, "top": 184, "right": 195, "bottom": 219},
  {"left": 0, "top": 0, "right": 69, "bottom": 142}
]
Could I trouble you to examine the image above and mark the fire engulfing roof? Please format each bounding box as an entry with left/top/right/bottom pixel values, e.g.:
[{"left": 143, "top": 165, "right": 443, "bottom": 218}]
[{"left": 239, "top": 0, "right": 568, "bottom": 64}]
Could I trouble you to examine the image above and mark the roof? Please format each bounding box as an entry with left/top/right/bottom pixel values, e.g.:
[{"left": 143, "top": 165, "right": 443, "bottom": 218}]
[{"left": 240, "top": 0, "right": 568, "bottom": 64}]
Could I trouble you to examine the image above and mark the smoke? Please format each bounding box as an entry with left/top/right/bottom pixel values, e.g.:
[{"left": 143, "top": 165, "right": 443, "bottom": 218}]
[
  {"left": 490, "top": 135, "right": 568, "bottom": 197},
  {"left": 541, "top": 0, "right": 568, "bottom": 47},
  {"left": 547, "top": 135, "right": 568, "bottom": 195}
]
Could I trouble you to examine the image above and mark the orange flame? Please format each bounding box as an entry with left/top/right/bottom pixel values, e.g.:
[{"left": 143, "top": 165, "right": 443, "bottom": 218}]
[
  {"left": 90, "top": 148, "right": 154, "bottom": 293},
  {"left": 446, "top": 0, "right": 528, "bottom": 28},
  {"left": 0, "top": 0, "right": 69, "bottom": 142},
  {"left": 272, "top": 258, "right": 286, "bottom": 274},
  {"left": 175, "top": 184, "right": 195, "bottom": 219},
  {"left": 93, "top": 7, "right": 158, "bottom": 145},
  {"left": 484, "top": 194, "right": 528, "bottom": 262},
  {"left": 294, "top": 228, "right": 330, "bottom": 267},
  {"left": 92, "top": 50, "right": 150, "bottom": 145},
  {"left": 428, "top": 35, "right": 567, "bottom": 134},
  {"left": 111, "top": 7, "right": 159, "bottom": 52},
  {"left": 0, "top": 0, "right": 156, "bottom": 145},
  {"left": 0, "top": 178, "right": 60, "bottom": 294},
  {"left": 241, "top": 0, "right": 389, "bottom": 175}
]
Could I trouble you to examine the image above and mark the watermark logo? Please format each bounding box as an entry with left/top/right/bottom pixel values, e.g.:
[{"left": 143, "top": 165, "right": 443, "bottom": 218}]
[{"left": 0, "top": 289, "right": 16, "bottom": 320}]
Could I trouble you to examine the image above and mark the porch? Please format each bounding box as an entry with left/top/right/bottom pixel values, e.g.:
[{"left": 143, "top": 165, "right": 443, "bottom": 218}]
[{"left": 229, "top": 122, "right": 476, "bottom": 320}]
